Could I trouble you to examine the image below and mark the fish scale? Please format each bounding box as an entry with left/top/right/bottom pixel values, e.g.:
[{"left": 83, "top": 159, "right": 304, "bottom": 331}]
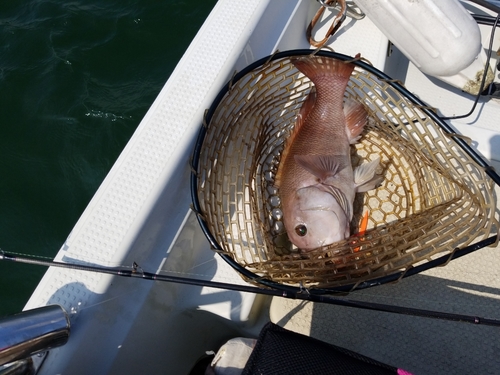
[
  {"left": 292, "top": 82, "right": 350, "bottom": 153},
  {"left": 277, "top": 57, "right": 355, "bottom": 194}
]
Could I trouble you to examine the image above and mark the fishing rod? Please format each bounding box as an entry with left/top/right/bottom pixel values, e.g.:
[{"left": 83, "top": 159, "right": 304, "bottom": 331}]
[{"left": 1, "top": 250, "right": 500, "bottom": 328}]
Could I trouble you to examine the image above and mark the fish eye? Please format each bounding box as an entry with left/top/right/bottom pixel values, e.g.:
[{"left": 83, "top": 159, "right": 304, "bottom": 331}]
[{"left": 295, "top": 224, "right": 307, "bottom": 237}]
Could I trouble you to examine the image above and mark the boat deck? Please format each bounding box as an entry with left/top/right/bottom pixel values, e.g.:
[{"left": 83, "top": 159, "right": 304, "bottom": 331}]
[
  {"left": 271, "top": 209, "right": 500, "bottom": 374},
  {"left": 22, "top": 1, "right": 500, "bottom": 374}
]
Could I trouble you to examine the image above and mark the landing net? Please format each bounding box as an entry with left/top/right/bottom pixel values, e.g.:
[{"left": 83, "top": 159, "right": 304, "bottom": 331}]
[{"left": 191, "top": 50, "right": 499, "bottom": 292}]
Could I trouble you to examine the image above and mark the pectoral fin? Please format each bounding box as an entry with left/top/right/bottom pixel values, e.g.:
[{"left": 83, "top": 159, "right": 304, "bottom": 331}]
[
  {"left": 354, "top": 157, "right": 383, "bottom": 192},
  {"left": 344, "top": 99, "right": 367, "bottom": 144},
  {"left": 295, "top": 154, "right": 349, "bottom": 182}
]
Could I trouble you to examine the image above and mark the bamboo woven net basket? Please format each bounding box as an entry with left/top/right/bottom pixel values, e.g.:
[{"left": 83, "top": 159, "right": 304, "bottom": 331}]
[{"left": 191, "top": 50, "right": 499, "bottom": 292}]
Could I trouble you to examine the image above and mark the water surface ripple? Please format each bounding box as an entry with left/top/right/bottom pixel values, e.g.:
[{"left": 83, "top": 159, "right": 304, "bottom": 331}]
[{"left": 0, "top": 0, "right": 216, "bottom": 316}]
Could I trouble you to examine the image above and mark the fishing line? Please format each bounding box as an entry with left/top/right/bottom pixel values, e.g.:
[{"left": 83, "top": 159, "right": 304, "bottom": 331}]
[
  {"left": 473, "top": 13, "right": 500, "bottom": 26},
  {"left": 69, "top": 294, "right": 125, "bottom": 315},
  {"left": 467, "top": 0, "right": 500, "bottom": 14},
  {"left": 163, "top": 258, "right": 221, "bottom": 278},
  {"left": 1, "top": 249, "right": 500, "bottom": 328}
]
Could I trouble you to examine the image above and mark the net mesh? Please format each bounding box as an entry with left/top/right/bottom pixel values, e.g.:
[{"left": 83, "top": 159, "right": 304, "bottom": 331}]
[{"left": 195, "top": 54, "right": 498, "bottom": 288}]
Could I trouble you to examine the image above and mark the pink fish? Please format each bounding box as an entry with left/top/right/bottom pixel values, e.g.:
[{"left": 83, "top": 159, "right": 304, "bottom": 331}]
[{"left": 275, "top": 56, "right": 382, "bottom": 251}]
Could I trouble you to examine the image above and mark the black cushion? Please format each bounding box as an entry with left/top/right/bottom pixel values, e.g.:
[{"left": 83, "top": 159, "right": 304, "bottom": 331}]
[{"left": 242, "top": 322, "right": 400, "bottom": 375}]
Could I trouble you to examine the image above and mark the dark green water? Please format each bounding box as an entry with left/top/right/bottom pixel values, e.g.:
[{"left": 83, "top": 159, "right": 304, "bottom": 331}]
[{"left": 0, "top": 0, "right": 216, "bottom": 317}]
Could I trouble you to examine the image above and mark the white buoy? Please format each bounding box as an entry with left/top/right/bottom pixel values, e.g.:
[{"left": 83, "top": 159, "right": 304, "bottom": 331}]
[{"left": 355, "top": 0, "right": 493, "bottom": 94}]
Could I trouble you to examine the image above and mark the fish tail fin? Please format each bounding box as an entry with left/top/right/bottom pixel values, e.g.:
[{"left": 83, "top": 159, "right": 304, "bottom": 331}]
[{"left": 291, "top": 55, "right": 355, "bottom": 85}]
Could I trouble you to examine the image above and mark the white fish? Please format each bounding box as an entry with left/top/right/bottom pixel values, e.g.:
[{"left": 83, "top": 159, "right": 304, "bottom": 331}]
[{"left": 275, "top": 56, "right": 382, "bottom": 251}]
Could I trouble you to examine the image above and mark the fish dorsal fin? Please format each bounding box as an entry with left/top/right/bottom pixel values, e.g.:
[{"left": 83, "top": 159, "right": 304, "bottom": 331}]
[
  {"left": 275, "top": 89, "right": 316, "bottom": 187},
  {"left": 295, "top": 154, "right": 348, "bottom": 182},
  {"left": 344, "top": 99, "right": 367, "bottom": 144},
  {"left": 354, "top": 157, "right": 383, "bottom": 192}
]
